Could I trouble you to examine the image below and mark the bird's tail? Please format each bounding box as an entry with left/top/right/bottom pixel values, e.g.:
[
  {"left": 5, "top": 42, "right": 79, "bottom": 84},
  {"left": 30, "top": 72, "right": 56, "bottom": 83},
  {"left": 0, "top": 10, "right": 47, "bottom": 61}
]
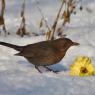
[{"left": 0, "top": 42, "right": 23, "bottom": 51}]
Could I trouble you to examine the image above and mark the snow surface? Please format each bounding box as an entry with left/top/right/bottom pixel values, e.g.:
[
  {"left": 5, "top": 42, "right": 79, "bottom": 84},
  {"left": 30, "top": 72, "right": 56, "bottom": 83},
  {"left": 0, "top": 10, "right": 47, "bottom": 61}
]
[{"left": 0, "top": 0, "right": 95, "bottom": 95}]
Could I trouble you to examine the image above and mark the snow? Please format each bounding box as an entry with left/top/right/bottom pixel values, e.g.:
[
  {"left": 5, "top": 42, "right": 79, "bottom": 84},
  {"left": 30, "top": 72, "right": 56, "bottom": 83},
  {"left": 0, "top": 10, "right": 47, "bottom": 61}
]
[{"left": 0, "top": 0, "right": 95, "bottom": 95}]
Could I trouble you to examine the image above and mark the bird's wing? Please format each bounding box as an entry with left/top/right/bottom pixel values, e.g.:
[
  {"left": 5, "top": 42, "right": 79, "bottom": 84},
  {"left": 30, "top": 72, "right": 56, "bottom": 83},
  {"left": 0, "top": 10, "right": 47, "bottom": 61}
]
[{"left": 17, "top": 43, "right": 57, "bottom": 57}]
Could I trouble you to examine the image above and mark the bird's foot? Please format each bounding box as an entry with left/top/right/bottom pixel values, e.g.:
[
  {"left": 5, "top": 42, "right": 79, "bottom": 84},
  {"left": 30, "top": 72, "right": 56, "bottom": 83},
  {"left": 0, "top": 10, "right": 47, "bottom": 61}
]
[
  {"left": 35, "top": 66, "right": 59, "bottom": 73},
  {"left": 44, "top": 66, "right": 59, "bottom": 74},
  {"left": 52, "top": 70, "right": 59, "bottom": 74}
]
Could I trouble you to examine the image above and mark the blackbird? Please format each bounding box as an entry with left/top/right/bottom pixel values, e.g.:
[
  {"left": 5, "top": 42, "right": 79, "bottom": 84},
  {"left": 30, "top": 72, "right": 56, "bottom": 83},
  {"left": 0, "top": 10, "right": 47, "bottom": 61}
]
[{"left": 0, "top": 38, "right": 79, "bottom": 73}]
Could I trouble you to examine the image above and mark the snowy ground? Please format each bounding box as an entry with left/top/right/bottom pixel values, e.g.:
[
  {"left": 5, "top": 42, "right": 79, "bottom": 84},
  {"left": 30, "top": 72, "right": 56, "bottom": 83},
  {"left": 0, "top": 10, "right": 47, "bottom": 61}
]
[{"left": 0, "top": 0, "right": 95, "bottom": 95}]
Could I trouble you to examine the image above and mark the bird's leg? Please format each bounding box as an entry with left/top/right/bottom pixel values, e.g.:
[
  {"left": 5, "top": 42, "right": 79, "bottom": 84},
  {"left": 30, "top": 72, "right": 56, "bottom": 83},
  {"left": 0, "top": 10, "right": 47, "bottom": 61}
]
[
  {"left": 35, "top": 65, "right": 42, "bottom": 73},
  {"left": 44, "top": 66, "right": 52, "bottom": 71},
  {"left": 44, "top": 66, "right": 59, "bottom": 73},
  {"left": 35, "top": 65, "right": 59, "bottom": 73}
]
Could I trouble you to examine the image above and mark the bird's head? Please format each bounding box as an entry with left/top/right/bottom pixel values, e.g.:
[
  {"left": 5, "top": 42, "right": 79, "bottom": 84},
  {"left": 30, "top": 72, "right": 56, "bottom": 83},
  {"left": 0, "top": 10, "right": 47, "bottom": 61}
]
[
  {"left": 56, "top": 38, "right": 79, "bottom": 51},
  {"left": 64, "top": 38, "right": 79, "bottom": 46}
]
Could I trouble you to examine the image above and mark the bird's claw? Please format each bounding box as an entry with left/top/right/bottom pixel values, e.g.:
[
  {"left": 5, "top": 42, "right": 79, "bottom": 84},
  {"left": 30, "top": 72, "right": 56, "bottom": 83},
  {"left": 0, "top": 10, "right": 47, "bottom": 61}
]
[{"left": 52, "top": 70, "right": 59, "bottom": 74}]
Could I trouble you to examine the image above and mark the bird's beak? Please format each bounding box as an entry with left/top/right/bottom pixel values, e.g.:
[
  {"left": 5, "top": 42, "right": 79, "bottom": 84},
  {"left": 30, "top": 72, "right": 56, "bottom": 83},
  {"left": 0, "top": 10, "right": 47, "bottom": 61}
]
[{"left": 73, "top": 42, "right": 80, "bottom": 46}]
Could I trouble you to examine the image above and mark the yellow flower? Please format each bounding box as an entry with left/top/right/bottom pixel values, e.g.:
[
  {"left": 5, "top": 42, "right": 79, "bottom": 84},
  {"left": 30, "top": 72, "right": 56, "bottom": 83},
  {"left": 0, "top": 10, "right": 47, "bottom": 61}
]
[{"left": 70, "top": 56, "right": 95, "bottom": 76}]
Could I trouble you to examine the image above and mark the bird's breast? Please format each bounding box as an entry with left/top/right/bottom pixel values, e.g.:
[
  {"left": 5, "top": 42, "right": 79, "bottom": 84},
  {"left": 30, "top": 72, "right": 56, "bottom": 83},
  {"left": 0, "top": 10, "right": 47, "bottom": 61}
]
[{"left": 25, "top": 51, "right": 65, "bottom": 66}]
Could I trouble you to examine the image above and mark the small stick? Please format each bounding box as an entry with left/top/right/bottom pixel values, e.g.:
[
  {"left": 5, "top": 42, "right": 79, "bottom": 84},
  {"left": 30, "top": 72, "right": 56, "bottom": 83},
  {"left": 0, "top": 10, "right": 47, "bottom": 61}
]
[
  {"left": 48, "top": 0, "right": 65, "bottom": 40},
  {"left": 35, "top": 0, "right": 51, "bottom": 35}
]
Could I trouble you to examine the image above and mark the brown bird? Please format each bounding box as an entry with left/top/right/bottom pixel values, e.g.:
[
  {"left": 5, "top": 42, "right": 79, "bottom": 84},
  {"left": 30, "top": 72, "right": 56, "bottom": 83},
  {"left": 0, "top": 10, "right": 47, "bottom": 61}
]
[{"left": 0, "top": 38, "right": 79, "bottom": 73}]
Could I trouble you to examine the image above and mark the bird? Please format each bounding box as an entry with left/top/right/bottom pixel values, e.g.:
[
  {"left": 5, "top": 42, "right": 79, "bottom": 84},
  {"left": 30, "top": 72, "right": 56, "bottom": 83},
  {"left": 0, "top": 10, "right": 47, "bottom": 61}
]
[{"left": 0, "top": 37, "right": 79, "bottom": 73}]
